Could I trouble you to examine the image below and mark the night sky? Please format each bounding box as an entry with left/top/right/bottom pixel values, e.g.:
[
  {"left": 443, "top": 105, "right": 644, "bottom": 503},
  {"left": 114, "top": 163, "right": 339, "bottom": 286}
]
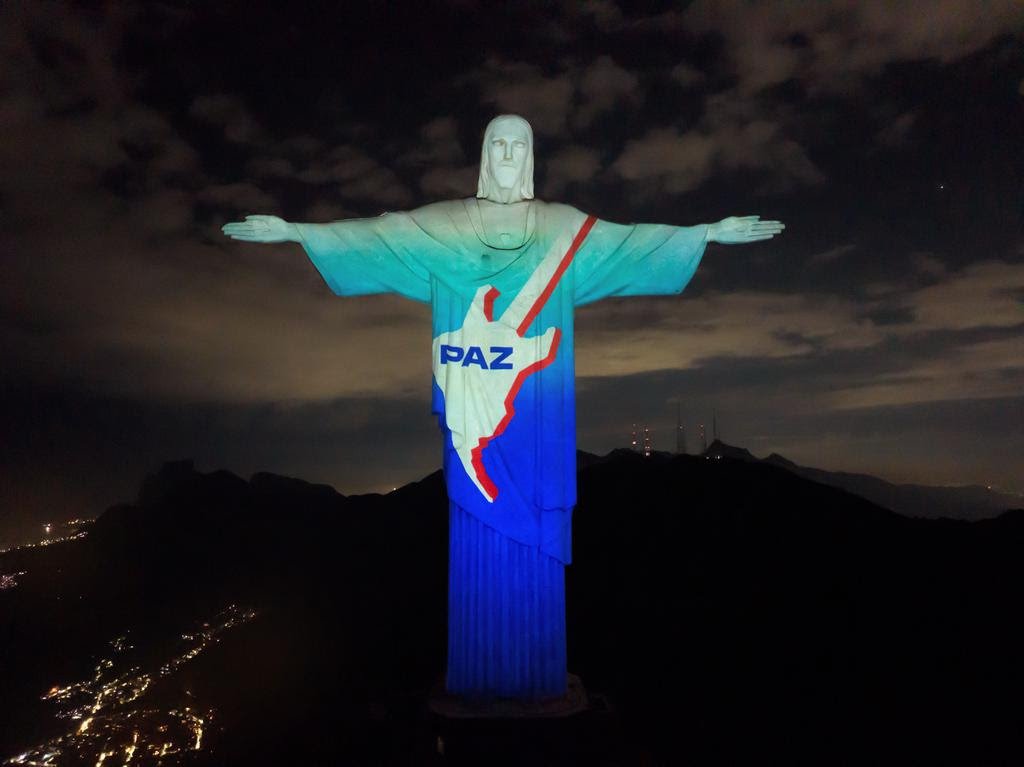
[{"left": 2, "top": 1, "right": 1022, "bottom": 547}]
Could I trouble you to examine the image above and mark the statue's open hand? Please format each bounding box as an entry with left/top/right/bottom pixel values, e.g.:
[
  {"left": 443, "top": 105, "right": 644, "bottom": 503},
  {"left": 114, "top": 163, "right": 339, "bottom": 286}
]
[
  {"left": 221, "top": 215, "right": 297, "bottom": 243},
  {"left": 708, "top": 215, "right": 785, "bottom": 244}
]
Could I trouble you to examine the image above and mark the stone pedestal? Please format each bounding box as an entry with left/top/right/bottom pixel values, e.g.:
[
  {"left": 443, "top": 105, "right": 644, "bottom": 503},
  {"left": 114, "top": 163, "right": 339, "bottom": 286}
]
[
  {"left": 427, "top": 675, "right": 627, "bottom": 763},
  {"left": 429, "top": 673, "right": 588, "bottom": 719}
]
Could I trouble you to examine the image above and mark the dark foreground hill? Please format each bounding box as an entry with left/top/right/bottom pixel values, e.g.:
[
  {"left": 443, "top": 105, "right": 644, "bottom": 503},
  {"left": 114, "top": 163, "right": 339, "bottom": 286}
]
[{"left": 2, "top": 453, "right": 1023, "bottom": 765}]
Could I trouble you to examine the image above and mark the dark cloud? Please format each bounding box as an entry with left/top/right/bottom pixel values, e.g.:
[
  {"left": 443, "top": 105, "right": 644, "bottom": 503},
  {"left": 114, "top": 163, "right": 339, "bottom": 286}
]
[
  {"left": 246, "top": 156, "right": 297, "bottom": 179},
  {"left": 189, "top": 93, "right": 266, "bottom": 145},
  {"left": 471, "top": 59, "right": 576, "bottom": 135},
  {"left": 575, "top": 56, "right": 640, "bottom": 128},
  {"left": 861, "top": 305, "right": 915, "bottom": 327},
  {"left": 807, "top": 242, "right": 857, "bottom": 266},
  {"left": 544, "top": 145, "right": 603, "bottom": 195},
  {"left": 576, "top": 259, "right": 1024, "bottom": 411},
  {"left": 402, "top": 116, "right": 478, "bottom": 198},
  {"left": 611, "top": 89, "right": 825, "bottom": 198},
  {"left": 197, "top": 182, "right": 278, "bottom": 212},
  {"left": 2, "top": 0, "right": 1022, "bottom": 541},
  {"left": 683, "top": 0, "right": 1023, "bottom": 95},
  {"left": 404, "top": 117, "right": 469, "bottom": 167},
  {"left": 469, "top": 55, "right": 643, "bottom": 136},
  {"left": 874, "top": 111, "right": 917, "bottom": 149},
  {"left": 612, "top": 127, "right": 717, "bottom": 195},
  {"left": 670, "top": 63, "right": 706, "bottom": 88}
]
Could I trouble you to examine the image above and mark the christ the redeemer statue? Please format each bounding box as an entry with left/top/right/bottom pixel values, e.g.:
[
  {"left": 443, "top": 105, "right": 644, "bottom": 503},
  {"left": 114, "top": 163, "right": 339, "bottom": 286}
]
[{"left": 223, "top": 114, "right": 783, "bottom": 702}]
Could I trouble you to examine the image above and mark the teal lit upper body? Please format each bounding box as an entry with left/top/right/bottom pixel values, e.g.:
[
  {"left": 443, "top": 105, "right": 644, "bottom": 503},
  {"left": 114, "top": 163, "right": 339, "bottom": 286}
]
[
  {"left": 291, "top": 196, "right": 709, "bottom": 562},
  {"left": 220, "top": 115, "right": 785, "bottom": 562}
]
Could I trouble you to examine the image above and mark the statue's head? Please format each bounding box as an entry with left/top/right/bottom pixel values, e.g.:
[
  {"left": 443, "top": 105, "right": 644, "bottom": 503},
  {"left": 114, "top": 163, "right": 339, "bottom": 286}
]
[{"left": 477, "top": 114, "right": 534, "bottom": 203}]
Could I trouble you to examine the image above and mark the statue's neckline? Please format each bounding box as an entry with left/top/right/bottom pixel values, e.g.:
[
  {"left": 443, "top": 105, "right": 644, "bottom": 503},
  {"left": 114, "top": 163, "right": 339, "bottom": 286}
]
[{"left": 465, "top": 198, "right": 537, "bottom": 250}]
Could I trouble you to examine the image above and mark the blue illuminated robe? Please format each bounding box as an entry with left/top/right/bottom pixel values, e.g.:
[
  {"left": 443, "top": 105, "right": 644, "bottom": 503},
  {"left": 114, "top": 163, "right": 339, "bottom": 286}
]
[{"left": 297, "top": 199, "right": 707, "bottom": 699}]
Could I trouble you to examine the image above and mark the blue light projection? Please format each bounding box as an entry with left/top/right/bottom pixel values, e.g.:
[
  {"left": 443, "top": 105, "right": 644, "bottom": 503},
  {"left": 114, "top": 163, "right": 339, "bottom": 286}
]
[{"left": 222, "top": 114, "right": 783, "bottom": 702}]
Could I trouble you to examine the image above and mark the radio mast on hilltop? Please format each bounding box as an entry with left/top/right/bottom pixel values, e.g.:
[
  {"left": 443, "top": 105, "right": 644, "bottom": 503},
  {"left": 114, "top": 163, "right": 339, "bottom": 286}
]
[
  {"left": 698, "top": 422, "right": 707, "bottom": 453},
  {"left": 642, "top": 425, "right": 652, "bottom": 457},
  {"left": 676, "top": 403, "right": 686, "bottom": 454},
  {"left": 630, "top": 423, "right": 639, "bottom": 452}
]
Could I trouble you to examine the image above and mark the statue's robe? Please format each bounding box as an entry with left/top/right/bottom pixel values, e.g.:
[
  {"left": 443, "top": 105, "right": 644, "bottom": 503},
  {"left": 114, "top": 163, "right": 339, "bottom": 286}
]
[{"left": 297, "top": 198, "right": 707, "bottom": 700}]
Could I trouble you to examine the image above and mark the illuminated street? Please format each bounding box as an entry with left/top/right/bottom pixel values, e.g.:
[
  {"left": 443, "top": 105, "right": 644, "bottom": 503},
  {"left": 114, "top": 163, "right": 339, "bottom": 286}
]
[
  {"left": 0, "top": 520, "right": 93, "bottom": 555},
  {"left": 0, "top": 572, "right": 27, "bottom": 590},
  {"left": 4, "top": 605, "right": 257, "bottom": 766}
]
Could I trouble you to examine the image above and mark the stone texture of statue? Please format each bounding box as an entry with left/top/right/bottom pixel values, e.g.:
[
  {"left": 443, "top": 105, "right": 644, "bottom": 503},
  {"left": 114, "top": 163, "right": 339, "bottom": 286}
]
[{"left": 222, "top": 114, "right": 784, "bottom": 703}]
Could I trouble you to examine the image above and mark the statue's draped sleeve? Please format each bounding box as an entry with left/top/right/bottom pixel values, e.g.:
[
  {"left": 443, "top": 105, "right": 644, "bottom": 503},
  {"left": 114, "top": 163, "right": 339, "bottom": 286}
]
[
  {"left": 294, "top": 212, "right": 435, "bottom": 303},
  {"left": 572, "top": 218, "right": 709, "bottom": 306}
]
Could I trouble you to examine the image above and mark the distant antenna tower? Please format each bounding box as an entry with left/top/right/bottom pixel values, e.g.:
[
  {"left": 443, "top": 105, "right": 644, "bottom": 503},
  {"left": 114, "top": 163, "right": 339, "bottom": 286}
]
[
  {"left": 630, "top": 423, "right": 639, "bottom": 452},
  {"left": 713, "top": 409, "right": 718, "bottom": 442},
  {"left": 676, "top": 403, "right": 686, "bottom": 454},
  {"left": 698, "top": 423, "right": 707, "bottom": 453},
  {"left": 642, "top": 425, "right": 652, "bottom": 457}
]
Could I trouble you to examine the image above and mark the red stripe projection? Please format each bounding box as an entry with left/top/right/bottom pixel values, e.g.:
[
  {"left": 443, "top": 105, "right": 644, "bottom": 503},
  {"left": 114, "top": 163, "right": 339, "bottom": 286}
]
[
  {"left": 515, "top": 215, "right": 596, "bottom": 337},
  {"left": 470, "top": 330, "right": 562, "bottom": 501}
]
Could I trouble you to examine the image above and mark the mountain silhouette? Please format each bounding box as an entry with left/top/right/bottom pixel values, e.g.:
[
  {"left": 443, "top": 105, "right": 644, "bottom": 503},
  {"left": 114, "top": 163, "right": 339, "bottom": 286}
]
[
  {"left": 702, "top": 438, "right": 759, "bottom": 462},
  {"left": 756, "top": 445, "right": 1021, "bottom": 519},
  {"left": 2, "top": 450, "right": 1023, "bottom": 764}
]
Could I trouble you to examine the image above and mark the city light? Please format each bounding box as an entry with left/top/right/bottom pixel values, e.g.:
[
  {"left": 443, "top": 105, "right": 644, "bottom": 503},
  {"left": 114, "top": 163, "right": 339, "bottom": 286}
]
[
  {"left": 4, "top": 604, "right": 258, "bottom": 766},
  {"left": 0, "top": 530, "right": 88, "bottom": 555},
  {"left": 0, "top": 572, "right": 27, "bottom": 590},
  {"left": 0, "top": 520, "right": 92, "bottom": 555}
]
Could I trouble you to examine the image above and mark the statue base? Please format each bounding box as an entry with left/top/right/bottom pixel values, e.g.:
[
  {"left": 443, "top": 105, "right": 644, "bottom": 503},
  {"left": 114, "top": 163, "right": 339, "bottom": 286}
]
[
  {"left": 428, "top": 673, "right": 589, "bottom": 719},
  {"left": 427, "top": 675, "right": 627, "bottom": 762}
]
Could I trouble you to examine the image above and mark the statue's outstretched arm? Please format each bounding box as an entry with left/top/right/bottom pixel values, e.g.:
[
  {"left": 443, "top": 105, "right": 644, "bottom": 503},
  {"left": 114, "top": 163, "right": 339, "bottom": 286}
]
[
  {"left": 707, "top": 215, "right": 784, "bottom": 244},
  {"left": 221, "top": 214, "right": 300, "bottom": 243},
  {"left": 223, "top": 211, "right": 431, "bottom": 302}
]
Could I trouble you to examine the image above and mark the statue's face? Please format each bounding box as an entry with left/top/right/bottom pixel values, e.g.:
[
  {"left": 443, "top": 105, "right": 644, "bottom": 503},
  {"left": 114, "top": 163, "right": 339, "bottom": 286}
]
[{"left": 487, "top": 118, "right": 530, "bottom": 191}]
